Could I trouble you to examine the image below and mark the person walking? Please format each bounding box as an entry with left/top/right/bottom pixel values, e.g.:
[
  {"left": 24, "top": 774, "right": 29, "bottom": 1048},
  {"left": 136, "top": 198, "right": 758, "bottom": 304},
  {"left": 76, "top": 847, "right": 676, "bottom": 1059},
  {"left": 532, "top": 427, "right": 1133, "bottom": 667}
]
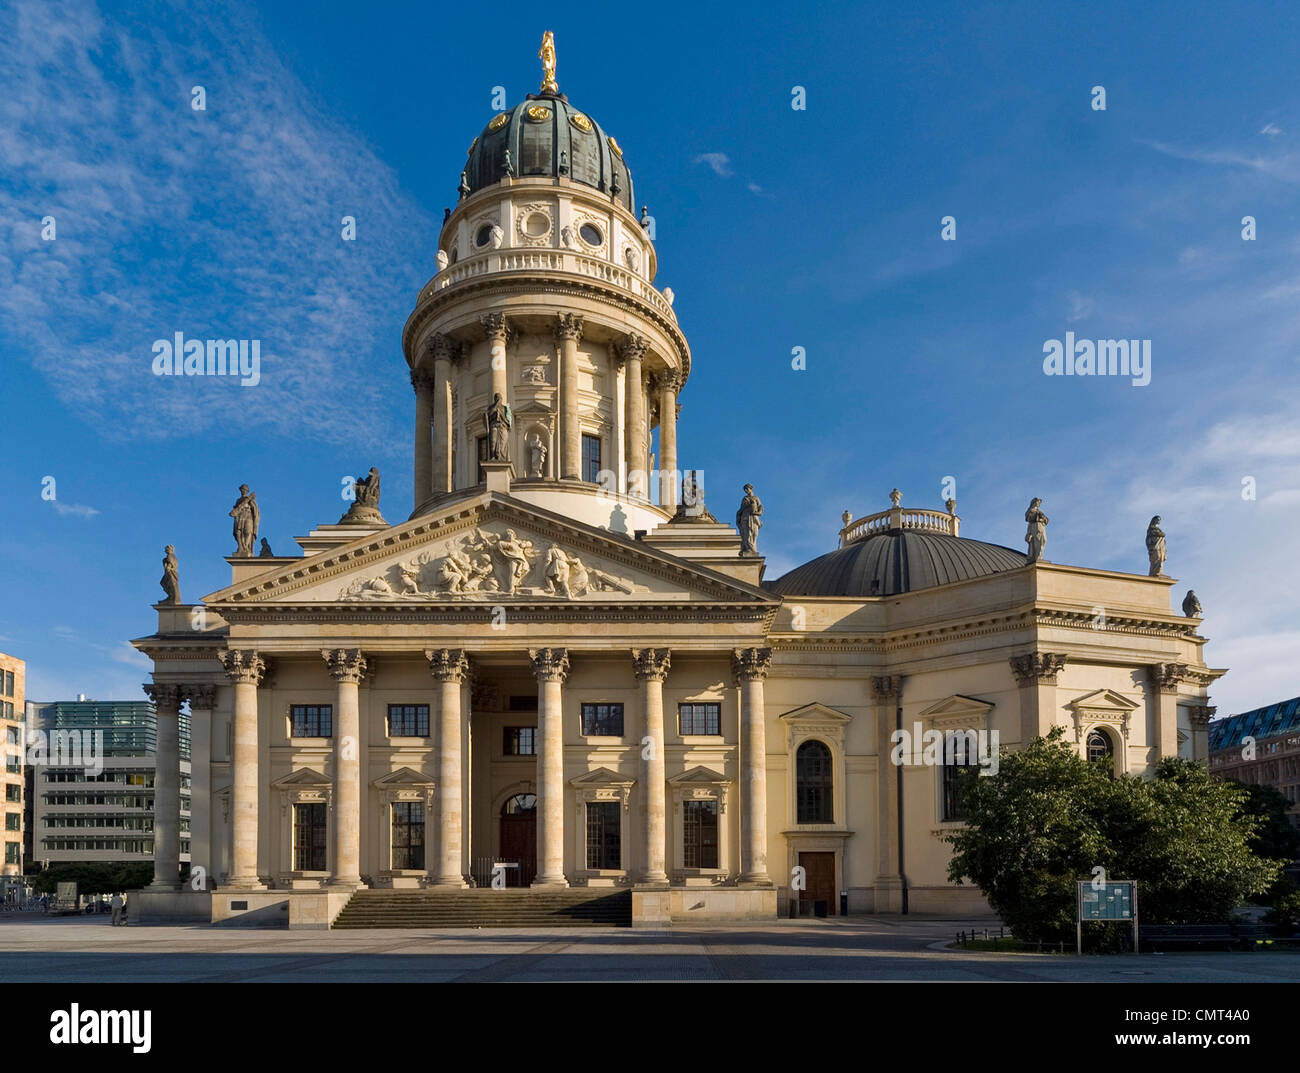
[{"left": 110, "top": 892, "right": 124, "bottom": 927}]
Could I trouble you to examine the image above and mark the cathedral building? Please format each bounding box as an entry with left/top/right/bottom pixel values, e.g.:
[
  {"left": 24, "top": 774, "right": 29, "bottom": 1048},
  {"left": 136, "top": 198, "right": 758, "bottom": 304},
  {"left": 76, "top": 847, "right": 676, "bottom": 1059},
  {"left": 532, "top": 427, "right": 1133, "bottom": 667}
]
[{"left": 133, "top": 38, "right": 1223, "bottom": 927}]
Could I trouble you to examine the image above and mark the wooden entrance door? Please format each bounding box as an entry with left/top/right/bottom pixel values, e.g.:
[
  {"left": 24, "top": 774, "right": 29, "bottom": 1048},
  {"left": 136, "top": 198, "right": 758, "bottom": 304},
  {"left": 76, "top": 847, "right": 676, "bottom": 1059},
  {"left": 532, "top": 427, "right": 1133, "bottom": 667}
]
[
  {"left": 798, "top": 851, "right": 836, "bottom": 916},
  {"left": 499, "top": 793, "right": 537, "bottom": 887}
]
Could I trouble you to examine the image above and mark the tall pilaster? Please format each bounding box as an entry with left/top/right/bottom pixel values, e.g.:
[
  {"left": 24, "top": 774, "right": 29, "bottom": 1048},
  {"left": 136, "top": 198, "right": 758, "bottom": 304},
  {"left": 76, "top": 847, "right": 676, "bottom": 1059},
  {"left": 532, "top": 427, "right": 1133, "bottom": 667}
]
[
  {"left": 656, "top": 370, "right": 681, "bottom": 508},
  {"left": 219, "top": 649, "right": 266, "bottom": 890},
  {"left": 1010, "top": 653, "right": 1068, "bottom": 744},
  {"left": 1150, "top": 663, "right": 1190, "bottom": 761},
  {"left": 411, "top": 365, "right": 434, "bottom": 505},
  {"left": 143, "top": 682, "right": 183, "bottom": 890},
  {"left": 733, "top": 647, "right": 773, "bottom": 886},
  {"left": 481, "top": 313, "right": 510, "bottom": 408},
  {"left": 556, "top": 314, "right": 584, "bottom": 480},
  {"left": 530, "top": 647, "right": 570, "bottom": 887},
  {"left": 618, "top": 334, "right": 649, "bottom": 495},
  {"left": 324, "top": 648, "right": 367, "bottom": 889},
  {"left": 633, "top": 648, "right": 671, "bottom": 885},
  {"left": 870, "top": 674, "right": 904, "bottom": 912},
  {"left": 432, "top": 333, "right": 457, "bottom": 493},
  {"left": 428, "top": 648, "right": 469, "bottom": 887},
  {"left": 1187, "top": 704, "right": 1216, "bottom": 763},
  {"left": 185, "top": 684, "right": 216, "bottom": 890}
]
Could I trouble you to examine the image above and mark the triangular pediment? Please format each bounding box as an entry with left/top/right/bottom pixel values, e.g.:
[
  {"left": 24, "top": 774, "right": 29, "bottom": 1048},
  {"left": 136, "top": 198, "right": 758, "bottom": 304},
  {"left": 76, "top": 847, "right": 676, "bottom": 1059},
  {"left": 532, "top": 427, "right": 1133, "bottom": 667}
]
[
  {"left": 667, "top": 765, "right": 729, "bottom": 786},
  {"left": 270, "top": 767, "right": 331, "bottom": 788},
  {"left": 1067, "top": 689, "right": 1140, "bottom": 714},
  {"left": 778, "top": 702, "right": 853, "bottom": 726},
  {"left": 919, "top": 695, "right": 996, "bottom": 720},
  {"left": 371, "top": 766, "right": 435, "bottom": 788},
  {"left": 569, "top": 766, "right": 635, "bottom": 788},
  {"left": 202, "top": 492, "right": 775, "bottom": 608}
]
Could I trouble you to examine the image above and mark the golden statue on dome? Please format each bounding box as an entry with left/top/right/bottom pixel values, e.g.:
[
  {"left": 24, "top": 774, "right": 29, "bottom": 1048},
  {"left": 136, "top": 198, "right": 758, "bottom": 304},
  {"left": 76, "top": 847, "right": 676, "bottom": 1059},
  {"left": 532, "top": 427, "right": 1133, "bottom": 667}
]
[{"left": 539, "top": 31, "right": 558, "bottom": 94}]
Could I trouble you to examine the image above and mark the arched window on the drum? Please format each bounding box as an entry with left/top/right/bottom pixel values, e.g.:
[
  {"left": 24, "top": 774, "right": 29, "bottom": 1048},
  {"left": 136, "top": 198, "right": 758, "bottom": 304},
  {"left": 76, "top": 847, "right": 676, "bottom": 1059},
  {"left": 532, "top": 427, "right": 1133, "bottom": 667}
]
[
  {"left": 796, "top": 740, "right": 833, "bottom": 823},
  {"left": 1087, "top": 728, "right": 1116, "bottom": 777}
]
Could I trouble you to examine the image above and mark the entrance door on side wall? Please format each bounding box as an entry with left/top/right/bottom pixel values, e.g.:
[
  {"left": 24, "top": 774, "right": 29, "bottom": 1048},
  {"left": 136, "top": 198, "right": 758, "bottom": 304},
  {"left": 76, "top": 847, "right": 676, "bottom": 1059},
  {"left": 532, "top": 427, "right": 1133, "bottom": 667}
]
[
  {"left": 798, "top": 851, "right": 836, "bottom": 916},
  {"left": 499, "top": 793, "right": 537, "bottom": 887}
]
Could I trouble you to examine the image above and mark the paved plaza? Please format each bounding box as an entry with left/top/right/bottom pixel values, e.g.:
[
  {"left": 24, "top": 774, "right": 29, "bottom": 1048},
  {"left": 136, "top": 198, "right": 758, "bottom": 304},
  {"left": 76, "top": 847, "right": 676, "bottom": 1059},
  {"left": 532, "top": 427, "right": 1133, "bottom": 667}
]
[{"left": 1, "top": 915, "right": 1297, "bottom": 982}]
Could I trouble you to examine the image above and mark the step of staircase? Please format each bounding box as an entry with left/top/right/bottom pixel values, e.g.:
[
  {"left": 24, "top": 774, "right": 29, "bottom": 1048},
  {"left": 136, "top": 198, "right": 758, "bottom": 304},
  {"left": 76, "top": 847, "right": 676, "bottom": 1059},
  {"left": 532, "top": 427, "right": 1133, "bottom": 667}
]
[{"left": 331, "top": 888, "right": 633, "bottom": 929}]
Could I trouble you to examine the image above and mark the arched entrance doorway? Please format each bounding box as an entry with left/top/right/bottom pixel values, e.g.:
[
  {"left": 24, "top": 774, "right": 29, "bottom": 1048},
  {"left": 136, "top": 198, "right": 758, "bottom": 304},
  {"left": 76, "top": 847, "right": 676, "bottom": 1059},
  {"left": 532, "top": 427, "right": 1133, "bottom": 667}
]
[{"left": 499, "top": 793, "right": 537, "bottom": 887}]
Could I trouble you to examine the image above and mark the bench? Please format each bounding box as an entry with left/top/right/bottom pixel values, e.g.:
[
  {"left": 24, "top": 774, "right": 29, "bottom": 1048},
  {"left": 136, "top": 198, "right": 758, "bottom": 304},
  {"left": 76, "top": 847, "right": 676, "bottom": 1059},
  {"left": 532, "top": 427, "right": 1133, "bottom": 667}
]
[{"left": 1140, "top": 923, "right": 1300, "bottom": 952}]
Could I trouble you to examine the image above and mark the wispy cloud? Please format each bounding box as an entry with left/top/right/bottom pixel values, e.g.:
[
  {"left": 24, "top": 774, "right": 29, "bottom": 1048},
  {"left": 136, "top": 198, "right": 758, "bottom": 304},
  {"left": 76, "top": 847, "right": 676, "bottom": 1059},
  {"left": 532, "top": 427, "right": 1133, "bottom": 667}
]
[
  {"left": 693, "top": 152, "right": 733, "bottom": 177},
  {"left": 1137, "top": 138, "right": 1300, "bottom": 183},
  {"left": 0, "top": 0, "right": 435, "bottom": 448},
  {"left": 1260, "top": 123, "right": 1282, "bottom": 136},
  {"left": 50, "top": 502, "right": 99, "bottom": 518}
]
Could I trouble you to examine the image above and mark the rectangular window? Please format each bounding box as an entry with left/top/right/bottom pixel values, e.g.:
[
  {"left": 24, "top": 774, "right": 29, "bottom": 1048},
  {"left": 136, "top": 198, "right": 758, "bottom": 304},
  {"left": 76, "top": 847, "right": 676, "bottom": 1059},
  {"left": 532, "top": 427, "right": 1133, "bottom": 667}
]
[
  {"left": 503, "top": 726, "right": 537, "bottom": 756},
  {"left": 391, "top": 802, "right": 425, "bottom": 870},
  {"left": 4, "top": 757, "right": 18, "bottom": 774},
  {"left": 683, "top": 800, "right": 719, "bottom": 869},
  {"left": 4, "top": 785, "right": 19, "bottom": 803},
  {"left": 292, "top": 802, "right": 327, "bottom": 871},
  {"left": 942, "top": 758, "right": 977, "bottom": 822},
  {"left": 581, "top": 703, "right": 624, "bottom": 737},
  {"left": 477, "top": 435, "right": 489, "bottom": 485},
  {"left": 586, "top": 801, "right": 621, "bottom": 870},
  {"left": 582, "top": 434, "right": 602, "bottom": 484},
  {"left": 3, "top": 671, "right": 12, "bottom": 696},
  {"left": 3, "top": 814, "right": 19, "bottom": 831},
  {"left": 679, "top": 702, "right": 721, "bottom": 736},
  {"left": 290, "top": 705, "right": 332, "bottom": 738},
  {"left": 5, "top": 727, "right": 18, "bottom": 745},
  {"left": 4, "top": 843, "right": 19, "bottom": 865},
  {"left": 387, "top": 704, "right": 430, "bottom": 737}
]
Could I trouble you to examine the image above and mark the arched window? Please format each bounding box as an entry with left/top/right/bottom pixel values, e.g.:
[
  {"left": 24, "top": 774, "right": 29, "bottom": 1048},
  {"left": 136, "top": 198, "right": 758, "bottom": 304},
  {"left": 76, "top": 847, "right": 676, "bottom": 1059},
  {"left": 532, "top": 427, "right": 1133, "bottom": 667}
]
[
  {"left": 796, "top": 740, "right": 833, "bottom": 823},
  {"left": 502, "top": 793, "right": 536, "bottom": 815},
  {"left": 1087, "top": 729, "right": 1114, "bottom": 772}
]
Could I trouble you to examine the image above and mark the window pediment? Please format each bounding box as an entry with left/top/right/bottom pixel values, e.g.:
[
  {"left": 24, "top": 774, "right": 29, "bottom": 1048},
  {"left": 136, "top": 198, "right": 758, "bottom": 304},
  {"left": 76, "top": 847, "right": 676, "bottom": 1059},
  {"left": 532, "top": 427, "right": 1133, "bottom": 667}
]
[
  {"left": 1067, "top": 689, "right": 1140, "bottom": 742},
  {"left": 918, "top": 695, "right": 994, "bottom": 732},
  {"left": 570, "top": 766, "right": 634, "bottom": 808}
]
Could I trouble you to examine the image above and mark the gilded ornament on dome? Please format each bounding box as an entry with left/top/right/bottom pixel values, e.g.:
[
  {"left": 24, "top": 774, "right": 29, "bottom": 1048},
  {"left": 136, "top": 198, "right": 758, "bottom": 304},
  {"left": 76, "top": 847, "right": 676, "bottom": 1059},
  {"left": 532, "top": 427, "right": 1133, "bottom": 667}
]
[
  {"left": 569, "top": 112, "right": 593, "bottom": 133},
  {"left": 607, "top": 135, "right": 623, "bottom": 157},
  {"left": 525, "top": 105, "right": 552, "bottom": 122},
  {"left": 467, "top": 136, "right": 478, "bottom": 156},
  {"left": 488, "top": 113, "right": 509, "bottom": 132}
]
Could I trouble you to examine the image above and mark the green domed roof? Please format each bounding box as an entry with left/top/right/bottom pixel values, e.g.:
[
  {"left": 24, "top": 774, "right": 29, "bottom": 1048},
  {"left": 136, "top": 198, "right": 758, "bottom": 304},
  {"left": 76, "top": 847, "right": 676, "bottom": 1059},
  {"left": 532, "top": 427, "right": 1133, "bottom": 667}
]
[{"left": 462, "top": 93, "right": 634, "bottom": 211}]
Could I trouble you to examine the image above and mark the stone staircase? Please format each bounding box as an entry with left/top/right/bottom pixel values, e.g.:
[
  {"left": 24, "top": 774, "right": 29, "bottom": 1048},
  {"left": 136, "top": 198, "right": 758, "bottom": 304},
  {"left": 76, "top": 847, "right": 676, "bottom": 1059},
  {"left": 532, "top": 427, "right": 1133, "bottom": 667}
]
[{"left": 331, "top": 887, "right": 633, "bottom": 929}]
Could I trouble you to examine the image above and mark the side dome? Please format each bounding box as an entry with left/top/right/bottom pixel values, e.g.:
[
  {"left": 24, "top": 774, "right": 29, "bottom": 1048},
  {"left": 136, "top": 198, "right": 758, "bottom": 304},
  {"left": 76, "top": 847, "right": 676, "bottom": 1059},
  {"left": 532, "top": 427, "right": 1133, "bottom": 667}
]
[{"left": 463, "top": 95, "right": 634, "bottom": 211}]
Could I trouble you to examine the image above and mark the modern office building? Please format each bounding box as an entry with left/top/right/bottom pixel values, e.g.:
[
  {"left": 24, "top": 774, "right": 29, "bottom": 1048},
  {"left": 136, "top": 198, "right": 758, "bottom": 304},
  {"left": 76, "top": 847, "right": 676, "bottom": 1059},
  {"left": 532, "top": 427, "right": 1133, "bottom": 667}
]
[
  {"left": 1209, "top": 696, "right": 1300, "bottom": 828},
  {"left": 0, "top": 653, "right": 25, "bottom": 901},
  {"left": 27, "top": 699, "right": 191, "bottom": 870}
]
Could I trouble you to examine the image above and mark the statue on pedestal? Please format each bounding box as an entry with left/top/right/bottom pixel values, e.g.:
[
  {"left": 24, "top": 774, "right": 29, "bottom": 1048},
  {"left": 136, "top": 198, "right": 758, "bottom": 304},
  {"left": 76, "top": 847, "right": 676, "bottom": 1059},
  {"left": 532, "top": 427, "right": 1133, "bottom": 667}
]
[
  {"left": 159, "top": 545, "right": 180, "bottom": 604},
  {"left": 737, "top": 483, "right": 763, "bottom": 556},
  {"left": 1182, "top": 589, "right": 1202, "bottom": 617},
  {"left": 229, "top": 485, "right": 259, "bottom": 557},
  {"left": 485, "top": 393, "right": 512, "bottom": 461},
  {"left": 1024, "top": 498, "right": 1049, "bottom": 563},
  {"left": 1146, "top": 516, "right": 1167, "bottom": 576},
  {"left": 338, "top": 467, "right": 387, "bottom": 525},
  {"left": 259, "top": 538, "right": 274, "bottom": 558},
  {"left": 525, "top": 433, "right": 547, "bottom": 478}
]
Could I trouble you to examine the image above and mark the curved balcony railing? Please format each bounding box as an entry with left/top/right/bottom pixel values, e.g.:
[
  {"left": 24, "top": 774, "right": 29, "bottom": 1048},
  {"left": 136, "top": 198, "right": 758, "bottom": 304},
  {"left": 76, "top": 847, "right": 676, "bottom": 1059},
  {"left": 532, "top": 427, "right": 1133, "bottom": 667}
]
[
  {"left": 839, "top": 504, "right": 960, "bottom": 547},
  {"left": 416, "top": 249, "right": 678, "bottom": 322}
]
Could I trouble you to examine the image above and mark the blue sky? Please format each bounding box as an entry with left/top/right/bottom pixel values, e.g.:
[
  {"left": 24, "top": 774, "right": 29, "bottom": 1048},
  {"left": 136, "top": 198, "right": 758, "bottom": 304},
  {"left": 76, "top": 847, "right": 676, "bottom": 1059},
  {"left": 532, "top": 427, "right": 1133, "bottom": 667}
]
[{"left": 2, "top": 0, "right": 1298, "bottom": 716}]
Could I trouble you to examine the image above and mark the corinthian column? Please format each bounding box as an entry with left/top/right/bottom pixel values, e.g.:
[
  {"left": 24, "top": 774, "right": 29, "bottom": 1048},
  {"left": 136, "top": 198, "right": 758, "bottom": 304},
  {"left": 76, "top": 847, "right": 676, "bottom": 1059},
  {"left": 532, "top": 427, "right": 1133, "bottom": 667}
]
[
  {"left": 324, "top": 648, "right": 367, "bottom": 889},
  {"left": 733, "top": 647, "right": 773, "bottom": 886},
  {"left": 634, "top": 648, "right": 671, "bottom": 885},
  {"left": 618, "top": 334, "right": 649, "bottom": 496},
  {"left": 556, "top": 314, "right": 584, "bottom": 480},
  {"left": 431, "top": 334, "right": 456, "bottom": 493},
  {"left": 428, "top": 648, "right": 469, "bottom": 886},
  {"left": 656, "top": 370, "right": 681, "bottom": 508},
  {"left": 219, "top": 650, "right": 266, "bottom": 890},
  {"left": 481, "top": 313, "right": 509, "bottom": 407},
  {"left": 411, "top": 365, "right": 434, "bottom": 506},
  {"left": 1150, "top": 663, "right": 1190, "bottom": 761},
  {"left": 530, "top": 647, "right": 570, "bottom": 887},
  {"left": 1010, "top": 653, "right": 1067, "bottom": 745},
  {"left": 143, "top": 682, "right": 183, "bottom": 890},
  {"left": 870, "top": 675, "right": 904, "bottom": 912}
]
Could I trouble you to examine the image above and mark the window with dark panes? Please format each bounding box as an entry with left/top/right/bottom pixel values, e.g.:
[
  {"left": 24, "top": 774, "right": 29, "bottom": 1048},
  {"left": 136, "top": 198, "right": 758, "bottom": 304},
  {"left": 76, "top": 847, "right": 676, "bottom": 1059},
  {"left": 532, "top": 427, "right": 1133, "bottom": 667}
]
[
  {"left": 582, "top": 434, "right": 601, "bottom": 483},
  {"left": 504, "top": 726, "right": 537, "bottom": 756},
  {"left": 796, "top": 740, "right": 833, "bottom": 823},
  {"left": 290, "top": 705, "right": 332, "bottom": 738},
  {"left": 477, "top": 435, "right": 489, "bottom": 484},
  {"left": 683, "top": 800, "right": 719, "bottom": 869},
  {"left": 391, "top": 802, "right": 425, "bottom": 870},
  {"left": 292, "top": 802, "right": 327, "bottom": 871},
  {"left": 586, "top": 801, "right": 621, "bottom": 869},
  {"left": 942, "top": 752, "right": 978, "bottom": 822},
  {"left": 388, "top": 704, "right": 429, "bottom": 737},
  {"left": 679, "top": 702, "right": 721, "bottom": 736},
  {"left": 581, "top": 703, "right": 624, "bottom": 736}
]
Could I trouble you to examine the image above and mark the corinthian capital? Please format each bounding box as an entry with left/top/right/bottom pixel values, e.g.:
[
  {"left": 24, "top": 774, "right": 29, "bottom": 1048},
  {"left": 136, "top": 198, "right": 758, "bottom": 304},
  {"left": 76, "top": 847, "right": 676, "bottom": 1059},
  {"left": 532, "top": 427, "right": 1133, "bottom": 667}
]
[
  {"left": 633, "top": 648, "right": 671, "bottom": 682},
  {"left": 323, "top": 648, "right": 368, "bottom": 683},
  {"left": 731, "top": 647, "right": 772, "bottom": 683},
  {"left": 529, "top": 647, "right": 570, "bottom": 683},
  {"left": 427, "top": 648, "right": 470, "bottom": 683},
  {"left": 143, "top": 682, "right": 184, "bottom": 712},
  {"left": 616, "top": 333, "right": 649, "bottom": 365},
  {"left": 185, "top": 683, "right": 217, "bottom": 710},
  {"left": 218, "top": 649, "right": 265, "bottom": 685},
  {"left": 1150, "top": 662, "right": 1190, "bottom": 692},
  {"left": 480, "top": 312, "right": 509, "bottom": 342},
  {"left": 1010, "top": 653, "right": 1067, "bottom": 685},
  {"left": 430, "top": 332, "right": 457, "bottom": 362},
  {"left": 554, "top": 313, "right": 584, "bottom": 342},
  {"left": 1187, "top": 704, "right": 1217, "bottom": 728},
  {"left": 870, "top": 675, "right": 903, "bottom": 702},
  {"left": 410, "top": 366, "right": 435, "bottom": 394}
]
